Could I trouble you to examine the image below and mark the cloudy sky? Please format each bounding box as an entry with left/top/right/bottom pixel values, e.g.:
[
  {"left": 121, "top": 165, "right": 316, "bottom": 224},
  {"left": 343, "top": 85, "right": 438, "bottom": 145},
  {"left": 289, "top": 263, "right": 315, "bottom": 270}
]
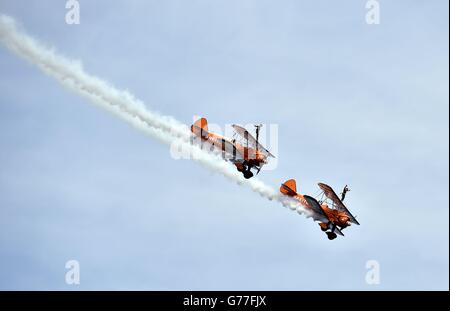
[{"left": 0, "top": 0, "right": 448, "bottom": 290}]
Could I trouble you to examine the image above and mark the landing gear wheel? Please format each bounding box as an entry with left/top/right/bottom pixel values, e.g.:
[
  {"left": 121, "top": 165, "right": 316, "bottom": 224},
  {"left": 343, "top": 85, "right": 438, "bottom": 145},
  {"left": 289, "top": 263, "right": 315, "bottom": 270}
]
[
  {"left": 326, "top": 232, "right": 337, "bottom": 240},
  {"left": 319, "top": 223, "right": 328, "bottom": 231},
  {"left": 243, "top": 170, "right": 254, "bottom": 179}
]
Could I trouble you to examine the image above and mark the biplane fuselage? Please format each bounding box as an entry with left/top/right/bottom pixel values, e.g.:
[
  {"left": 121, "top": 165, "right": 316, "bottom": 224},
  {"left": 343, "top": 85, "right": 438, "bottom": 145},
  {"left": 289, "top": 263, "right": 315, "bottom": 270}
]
[
  {"left": 199, "top": 131, "right": 269, "bottom": 168},
  {"left": 191, "top": 118, "right": 272, "bottom": 178},
  {"left": 290, "top": 193, "right": 351, "bottom": 228},
  {"left": 318, "top": 204, "right": 351, "bottom": 228}
]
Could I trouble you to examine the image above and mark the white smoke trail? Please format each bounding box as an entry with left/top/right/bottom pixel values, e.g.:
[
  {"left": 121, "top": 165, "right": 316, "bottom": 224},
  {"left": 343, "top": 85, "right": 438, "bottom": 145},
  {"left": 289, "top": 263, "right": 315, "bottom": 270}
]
[
  {"left": 0, "top": 14, "right": 307, "bottom": 215},
  {"left": 0, "top": 15, "right": 190, "bottom": 141}
]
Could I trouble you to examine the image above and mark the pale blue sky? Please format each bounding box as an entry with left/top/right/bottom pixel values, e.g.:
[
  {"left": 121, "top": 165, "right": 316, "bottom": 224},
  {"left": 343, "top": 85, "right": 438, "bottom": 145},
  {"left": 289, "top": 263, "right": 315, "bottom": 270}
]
[{"left": 0, "top": 0, "right": 448, "bottom": 290}]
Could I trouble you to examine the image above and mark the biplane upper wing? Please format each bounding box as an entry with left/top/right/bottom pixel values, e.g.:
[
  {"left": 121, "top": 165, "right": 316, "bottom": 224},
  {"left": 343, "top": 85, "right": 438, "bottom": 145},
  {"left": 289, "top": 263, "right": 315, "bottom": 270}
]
[
  {"left": 231, "top": 124, "right": 275, "bottom": 158},
  {"left": 318, "top": 183, "right": 360, "bottom": 225},
  {"left": 303, "top": 195, "right": 330, "bottom": 223}
]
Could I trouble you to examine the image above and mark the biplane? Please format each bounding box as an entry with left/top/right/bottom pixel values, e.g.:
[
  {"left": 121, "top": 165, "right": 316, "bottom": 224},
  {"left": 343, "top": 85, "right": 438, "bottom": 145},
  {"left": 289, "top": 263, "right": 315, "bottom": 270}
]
[
  {"left": 191, "top": 117, "right": 275, "bottom": 179},
  {"left": 280, "top": 179, "right": 360, "bottom": 240}
]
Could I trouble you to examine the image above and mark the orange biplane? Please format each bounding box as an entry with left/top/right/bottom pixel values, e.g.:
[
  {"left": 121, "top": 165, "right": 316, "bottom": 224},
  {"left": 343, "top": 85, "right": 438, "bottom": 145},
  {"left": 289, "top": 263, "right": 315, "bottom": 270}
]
[
  {"left": 191, "top": 117, "right": 275, "bottom": 179},
  {"left": 280, "top": 179, "right": 360, "bottom": 240}
]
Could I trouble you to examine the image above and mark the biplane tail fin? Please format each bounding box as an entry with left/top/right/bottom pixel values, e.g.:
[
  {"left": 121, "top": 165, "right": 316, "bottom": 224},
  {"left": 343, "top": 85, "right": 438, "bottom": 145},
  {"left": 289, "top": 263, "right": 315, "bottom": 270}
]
[
  {"left": 280, "top": 179, "right": 298, "bottom": 196},
  {"left": 191, "top": 117, "right": 209, "bottom": 139}
]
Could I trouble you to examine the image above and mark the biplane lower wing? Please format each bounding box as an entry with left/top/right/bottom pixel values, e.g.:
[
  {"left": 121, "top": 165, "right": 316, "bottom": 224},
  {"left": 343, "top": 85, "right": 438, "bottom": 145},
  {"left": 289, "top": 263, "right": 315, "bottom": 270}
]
[
  {"left": 318, "top": 183, "right": 360, "bottom": 225},
  {"left": 303, "top": 195, "right": 330, "bottom": 223},
  {"left": 304, "top": 196, "right": 345, "bottom": 236}
]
